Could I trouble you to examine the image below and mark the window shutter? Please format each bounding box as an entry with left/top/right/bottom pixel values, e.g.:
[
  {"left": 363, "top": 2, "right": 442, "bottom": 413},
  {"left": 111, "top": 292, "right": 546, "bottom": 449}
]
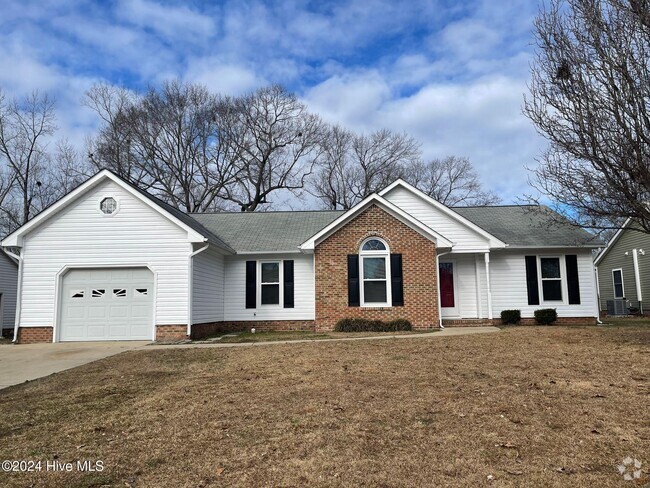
[
  {"left": 283, "top": 260, "right": 294, "bottom": 308},
  {"left": 565, "top": 255, "right": 581, "bottom": 304},
  {"left": 347, "top": 255, "right": 360, "bottom": 307},
  {"left": 525, "top": 256, "right": 540, "bottom": 305},
  {"left": 245, "top": 261, "right": 256, "bottom": 309},
  {"left": 390, "top": 253, "right": 404, "bottom": 306}
]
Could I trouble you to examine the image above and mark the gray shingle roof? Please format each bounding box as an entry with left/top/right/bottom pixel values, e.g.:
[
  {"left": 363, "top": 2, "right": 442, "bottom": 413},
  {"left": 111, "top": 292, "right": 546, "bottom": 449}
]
[
  {"left": 452, "top": 205, "right": 604, "bottom": 247},
  {"left": 189, "top": 211, "right": 344, "bottom": 253}
]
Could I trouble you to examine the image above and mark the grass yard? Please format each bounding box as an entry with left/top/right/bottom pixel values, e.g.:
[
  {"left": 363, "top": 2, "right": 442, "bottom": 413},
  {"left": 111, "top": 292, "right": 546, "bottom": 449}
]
[{"left": 0, "top": 326, "right": 648, "bottom": 487}]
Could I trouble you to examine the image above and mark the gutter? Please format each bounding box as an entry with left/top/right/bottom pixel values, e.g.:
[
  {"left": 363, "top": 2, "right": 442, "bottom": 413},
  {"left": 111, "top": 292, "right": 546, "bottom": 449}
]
[
  {"left": 187, "top": 241, "right": 210, "bottom": 337},
  {"left": 4, "top": 248, "right": 23, "bottom": 343}
]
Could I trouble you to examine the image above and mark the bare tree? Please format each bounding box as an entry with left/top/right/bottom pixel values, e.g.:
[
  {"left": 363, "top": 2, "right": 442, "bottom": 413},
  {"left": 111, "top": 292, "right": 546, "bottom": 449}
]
[
  {"left": 403, "top": 156, "right": 501, "bottom": 206},
  {"left": 311, "top": 126, "right": 420, "bottom": 209},
  {"left": 0, "top": 90, "right": 57, "bottom": 231},
  {"left": 524, "top": 0, "right": 650, "bottom": 233},
  {"left": 221, "top": 85, "right": 325, "bottom": 211},
  {"left": 86, "top": 80, "right": 240, "bottom": 212}
]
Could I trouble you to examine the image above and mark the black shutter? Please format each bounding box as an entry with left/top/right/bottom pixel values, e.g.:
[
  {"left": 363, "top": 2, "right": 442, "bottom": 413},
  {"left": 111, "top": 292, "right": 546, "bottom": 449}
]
[
  {"left": 283, "top": 260, "right": 295, "bottom": 308},
  {"left": 565, "top": 255, "right": 581, "bottom": 304},
  {"left": 390, "top": 253, "right": 404, "bottom": 306},
  {"left": 525, "top": 256, "right": 540, "bottom": 305},
  {"left": 245, "top": 261, "right": 256, "bottom": 309},
  {"left": 347, "top": 255, "right": 360, "bottom": 307}
]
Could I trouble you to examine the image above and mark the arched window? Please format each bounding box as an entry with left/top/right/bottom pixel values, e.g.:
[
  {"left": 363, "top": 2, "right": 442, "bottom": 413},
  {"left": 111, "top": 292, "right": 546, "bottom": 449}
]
[{"left": 359, "top": 237, "right": 391, "bottom": 306}]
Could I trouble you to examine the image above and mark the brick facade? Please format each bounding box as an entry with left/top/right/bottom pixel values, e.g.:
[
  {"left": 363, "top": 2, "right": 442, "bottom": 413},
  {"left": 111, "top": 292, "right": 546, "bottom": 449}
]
[
  {"left": 212, "top": 320, "right": 315, "bottom": 333},
  {"left": 155, "top": 324, "right": 188, "bottom": 342},
  {"left": 16, "top": 327, "right": 53, "bottom": 343},
  {"left": 314, "top": 204, "right": 439, "bottom": 331}
]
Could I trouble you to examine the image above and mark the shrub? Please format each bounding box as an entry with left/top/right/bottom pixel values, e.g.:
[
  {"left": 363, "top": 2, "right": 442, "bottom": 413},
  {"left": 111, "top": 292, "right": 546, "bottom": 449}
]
[
  {"left": 334, "top": 318, "right": 412, "bottom": 332},
  {"left": 534, "top": 308, "right": 558, "bottom": 325},
  {"left": 500, "top": 310, "right": 521, "bottom": 325}
]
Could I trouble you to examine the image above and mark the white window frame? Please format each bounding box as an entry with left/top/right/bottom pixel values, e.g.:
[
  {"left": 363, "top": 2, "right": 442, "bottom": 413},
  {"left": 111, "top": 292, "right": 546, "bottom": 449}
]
[
  {"left": 97, "top": 195, "right": 120, "bottom": 216},
  {"left": 537, "top": 255, "right": 566, "bottom": 304},
  {"left": 612, "top": 268, "right": 625, "bottom": 299},
  {"left": 258, "top": 260, "right": 283, "bottom": 307},
  {"left": 359, "top": 237, "right": 391, "bottom": 308}
]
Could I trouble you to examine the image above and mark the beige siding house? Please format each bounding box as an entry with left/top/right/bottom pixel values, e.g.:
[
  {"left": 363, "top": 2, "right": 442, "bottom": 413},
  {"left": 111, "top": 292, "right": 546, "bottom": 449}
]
[{"left": 595, "top": 220, "right": 650, "bottom": 314}]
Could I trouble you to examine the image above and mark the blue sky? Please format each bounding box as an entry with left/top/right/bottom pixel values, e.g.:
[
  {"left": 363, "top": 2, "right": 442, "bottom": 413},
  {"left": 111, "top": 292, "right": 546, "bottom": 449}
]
[{"left": 0, "top": 0, "right": 545, "bottom": 204}]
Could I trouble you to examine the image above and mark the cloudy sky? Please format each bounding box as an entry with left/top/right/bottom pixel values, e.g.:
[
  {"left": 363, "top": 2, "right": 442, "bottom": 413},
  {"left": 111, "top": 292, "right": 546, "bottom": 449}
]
[{"left": 0, "top": 0, "right": 545, "bottom": 204}]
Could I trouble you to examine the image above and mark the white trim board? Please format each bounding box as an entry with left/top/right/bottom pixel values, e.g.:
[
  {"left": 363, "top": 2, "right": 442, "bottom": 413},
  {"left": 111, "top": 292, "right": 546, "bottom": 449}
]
[{"left": 300, "top": 193, "right": 454, "bottom": 250}]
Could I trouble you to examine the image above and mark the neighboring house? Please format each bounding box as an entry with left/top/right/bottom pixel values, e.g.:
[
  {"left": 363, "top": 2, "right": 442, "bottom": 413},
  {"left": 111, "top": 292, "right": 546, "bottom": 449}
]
[
  {"left": 0, "top": 249, "right": 17, "bottom": 335},
  {"left": 595, "top": 219, "right": 649, "bottom": 315},
  {"left": 1, "top": 170, "right": 602, "bottom": 343}
]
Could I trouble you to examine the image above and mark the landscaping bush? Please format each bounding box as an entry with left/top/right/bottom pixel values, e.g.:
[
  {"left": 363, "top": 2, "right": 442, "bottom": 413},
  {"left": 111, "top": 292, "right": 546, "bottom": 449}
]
[
  {"left": 534, "top": 308, "right": 558, "bottom": 325},
  {"left": 334, "top": 318, "right": 412, "bottom": 332},
  {"left": 500, "top": 309, "right": 521, "bottom": 325}
]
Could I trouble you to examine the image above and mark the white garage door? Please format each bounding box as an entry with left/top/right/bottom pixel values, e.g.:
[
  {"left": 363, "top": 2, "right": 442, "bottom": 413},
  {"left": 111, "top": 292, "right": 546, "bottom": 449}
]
[{"left": 59, "top": 268, "right": 154, "bottom": 341}]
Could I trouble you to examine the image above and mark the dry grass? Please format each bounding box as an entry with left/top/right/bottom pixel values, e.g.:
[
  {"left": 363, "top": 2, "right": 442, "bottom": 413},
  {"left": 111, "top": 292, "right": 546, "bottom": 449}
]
[
  {"left": 211, "top": 330, "right": 437, "bottom": 343},
  {"left": 0, "top": 326, "right": 648, "bottom": 487}
]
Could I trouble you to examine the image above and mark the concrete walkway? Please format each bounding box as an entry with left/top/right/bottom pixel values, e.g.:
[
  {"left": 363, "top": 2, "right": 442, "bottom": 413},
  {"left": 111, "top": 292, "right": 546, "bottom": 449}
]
[
  {"left": 144, "top": 326, "right": 501, "bottom": 350},
  {"left": 0, "top": 327, "right": 499, "bottom": 390},
  {"left": 0, "top": 341, "right": 149, "bottom": 390}
]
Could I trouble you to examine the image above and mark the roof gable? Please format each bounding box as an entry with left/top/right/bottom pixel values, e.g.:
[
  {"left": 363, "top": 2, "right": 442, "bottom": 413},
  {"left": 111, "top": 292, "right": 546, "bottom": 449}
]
[
  {"left": 1, "top": 170, "right": 234, "bottom": 252},
  {"left": 300, "top": 194, "right": 453, "bottom": 250},
  {"left": 379, "top": 180, "right": 506, "bottom": 248},
  {"left": 594, "top": 218, "right": 638, "bottom": 265}
]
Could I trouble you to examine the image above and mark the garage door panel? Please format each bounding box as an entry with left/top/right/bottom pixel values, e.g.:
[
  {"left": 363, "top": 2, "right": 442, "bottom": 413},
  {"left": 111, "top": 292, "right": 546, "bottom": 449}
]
[{"left": 60, "top": 268, "right": 154, "bottom": 341}]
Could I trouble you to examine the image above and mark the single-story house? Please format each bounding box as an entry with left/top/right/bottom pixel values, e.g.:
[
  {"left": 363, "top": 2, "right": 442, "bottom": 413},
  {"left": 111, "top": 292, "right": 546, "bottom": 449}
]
[
  {"left": 0, "top": 249, "right": 17, "bottom": 336},
  {"left": 595, "top": 219, "right": 649, "bottom": 315},
  {"left": 1, "top": 170, "right": 602, "bottom": 343}
]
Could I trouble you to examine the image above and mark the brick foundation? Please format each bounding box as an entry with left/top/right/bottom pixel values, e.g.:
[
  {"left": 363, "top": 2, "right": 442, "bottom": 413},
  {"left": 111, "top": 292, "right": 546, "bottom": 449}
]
[
  {"left": 443, "top": 317, "right": 597, "bottom": 326},
  {"left": 208, "top": 320, "right": 315, "bottom": 334},
  {"left": 16, "top": 327, "right": 53, "bottom": 344},
  {"left": 314, "top": 204, "right": 439, "bottom": 331},
  {"left": 442, "top": 319, "right": 491, "bottom": 327},
  {"left": 155, "top": 324, "right": 188, "bottom": 342}
]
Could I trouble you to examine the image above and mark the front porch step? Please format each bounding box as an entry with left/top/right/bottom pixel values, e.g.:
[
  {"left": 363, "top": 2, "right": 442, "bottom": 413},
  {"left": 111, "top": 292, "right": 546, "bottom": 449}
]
[{"left": 441, "top": 319, "right": 494, "bottom": 327}]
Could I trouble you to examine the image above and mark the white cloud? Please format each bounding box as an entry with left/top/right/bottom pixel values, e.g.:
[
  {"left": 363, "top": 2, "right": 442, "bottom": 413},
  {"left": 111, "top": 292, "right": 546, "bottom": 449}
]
[
  {"left": 184, "top": 59, "right": 264, "bottom": 96},
  {"left": 117, "top": 0, "right": 215, "bottom": 40}
]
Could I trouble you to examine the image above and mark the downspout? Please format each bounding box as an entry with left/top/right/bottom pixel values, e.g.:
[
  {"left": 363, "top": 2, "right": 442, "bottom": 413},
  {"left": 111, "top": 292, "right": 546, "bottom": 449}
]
[
  {"left": 4, "top": 248, "right": 23, "bottom": 343},
  {"left": 594, "top": 265, "right": 603, "bottom": 324},
  {"left": 187, "top": 242, "right": 209, "bottom": 337},
  {"left": 632, "top": 249, "right": 643, "bottom": 314},
  {"left": 436, "top": 250, "right": 452, "bottom": 328}
]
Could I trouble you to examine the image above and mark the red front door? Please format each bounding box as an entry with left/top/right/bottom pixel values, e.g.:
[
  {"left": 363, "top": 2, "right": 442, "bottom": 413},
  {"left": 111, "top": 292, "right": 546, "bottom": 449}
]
[{"left": 439, "top": 262, "right": 455, "bottom": 308}]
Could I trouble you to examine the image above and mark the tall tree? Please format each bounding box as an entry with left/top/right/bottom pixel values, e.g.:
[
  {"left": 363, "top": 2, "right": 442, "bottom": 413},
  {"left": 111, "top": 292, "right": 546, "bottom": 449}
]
[
  {"left": 524, "top": 0, "right": 650, "bottom": 232},
  {"left": 403, "top": 156, "right": 501, "bottom": 206},
  {"left": 0, "top": 90, "right": 57, "bottom": 231},
  {"left": 86, "top": 80, "right": 240, "bottom": 212},
  {"left": 221, "top": 85, "right": 325, "bottom": 211},
  {"left": 311, "top": 126, "right": 420, "bottom": 209}
]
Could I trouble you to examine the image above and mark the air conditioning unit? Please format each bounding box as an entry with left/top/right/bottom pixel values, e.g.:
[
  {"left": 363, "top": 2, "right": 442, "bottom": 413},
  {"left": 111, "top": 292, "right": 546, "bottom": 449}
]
[{"left": 606, "top": 299, "right": 630, "bottom": 315}]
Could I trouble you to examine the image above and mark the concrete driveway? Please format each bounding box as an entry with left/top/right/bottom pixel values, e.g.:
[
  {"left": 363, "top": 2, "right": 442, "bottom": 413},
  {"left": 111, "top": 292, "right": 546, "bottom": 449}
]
[{"left": 0, "top": 341, "right": 149, "bottom": 390}]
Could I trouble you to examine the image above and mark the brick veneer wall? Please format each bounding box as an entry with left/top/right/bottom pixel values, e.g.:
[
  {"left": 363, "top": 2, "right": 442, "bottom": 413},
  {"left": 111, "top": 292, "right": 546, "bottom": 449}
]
[
  {"left": 155, "top": 324, "right": 188, "bottom": 342},
  {"left": 314, "top": 204, "right": 439, "bottom": 331},
  {"left": 16, "top": 327, "right": 53, "bottom": 343},
  {"left": 211, "top": 320, "right": 315, "bottom": 334}
]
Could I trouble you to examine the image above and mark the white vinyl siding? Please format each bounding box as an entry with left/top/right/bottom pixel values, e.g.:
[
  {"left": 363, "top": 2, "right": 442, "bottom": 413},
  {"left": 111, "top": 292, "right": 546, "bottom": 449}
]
[
  {"left": 383, "top": 186, "right": 491, "bottom": 251},
  {"left": 19, "top": 179, "right": 192, "bottom": 329},
  {"left": 191, "top": 245, "right": 225, "bottom": 324},
  {"left": 224, "top": 253, "right": 314, "bottom": 321},
  {"left": 0, "top": 251, "right": 17, "bottom": 329},
  {"left": 489, "top": 249, "right": 597, "bottom": 318}
]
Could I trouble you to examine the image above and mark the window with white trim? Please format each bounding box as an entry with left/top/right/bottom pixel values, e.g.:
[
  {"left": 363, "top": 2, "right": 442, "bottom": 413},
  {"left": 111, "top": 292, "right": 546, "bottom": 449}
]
[
  {"left": 260, "top": 261, "right": 281, "bottom": 305},
  {"left": 539, "top": 257, "right": 563, "bottom": 301},
  {"left": 612, "top": 269, "right": 624, "bottom": 299},
  {"left": 100, "top": 197, "right": 117, "bottom": 215},
  {"left": 360, "top": 238, "right": 391, "bottom": 306}
]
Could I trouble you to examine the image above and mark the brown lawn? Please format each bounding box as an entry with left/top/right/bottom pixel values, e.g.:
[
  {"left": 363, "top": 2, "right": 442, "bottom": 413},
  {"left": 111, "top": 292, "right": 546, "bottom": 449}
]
[{"left": 0, "top": 325, "right": 648, "bottom": 487}]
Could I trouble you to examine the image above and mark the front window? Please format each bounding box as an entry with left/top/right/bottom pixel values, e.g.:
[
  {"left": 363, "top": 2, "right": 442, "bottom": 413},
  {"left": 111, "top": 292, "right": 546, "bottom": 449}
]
[
  {"left": 612, "top": 269, "right": 624, "bottom": 298},
  {"left": 360, "top": 238, "right": 391, "bottom": 306},
  {"left": 540, "top": 257, "right": 562, "bottom": 301},
  {"left": 260, "top": 261, "right": 280, "bottom": 305}
]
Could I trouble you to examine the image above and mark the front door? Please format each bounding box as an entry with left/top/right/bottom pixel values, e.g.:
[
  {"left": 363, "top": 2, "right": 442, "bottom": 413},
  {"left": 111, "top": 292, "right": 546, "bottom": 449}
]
[{"left": 439, "top": 261, "right": 459, "bottom": 317}]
